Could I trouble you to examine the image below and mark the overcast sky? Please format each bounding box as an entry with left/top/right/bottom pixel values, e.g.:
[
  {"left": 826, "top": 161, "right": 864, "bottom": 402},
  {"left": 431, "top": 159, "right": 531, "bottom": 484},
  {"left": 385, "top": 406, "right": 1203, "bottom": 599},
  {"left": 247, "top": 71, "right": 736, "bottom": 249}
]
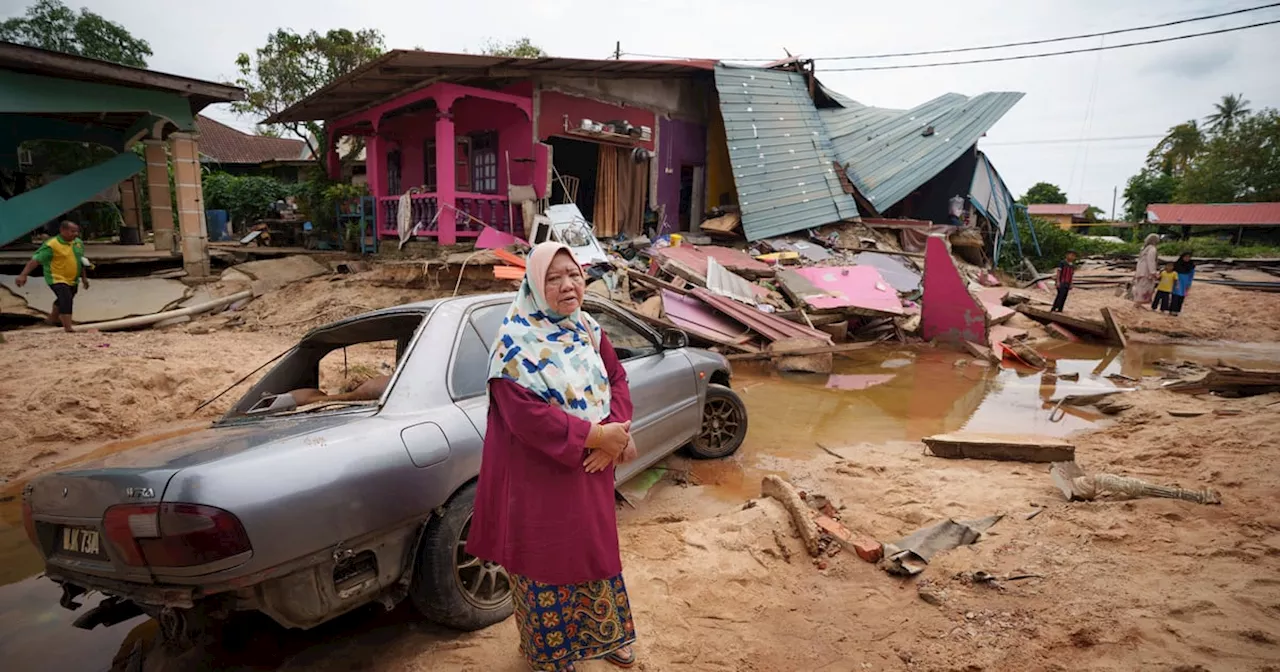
[{"left": 10, "top": 0, "right": 1280, "bottom": 215}]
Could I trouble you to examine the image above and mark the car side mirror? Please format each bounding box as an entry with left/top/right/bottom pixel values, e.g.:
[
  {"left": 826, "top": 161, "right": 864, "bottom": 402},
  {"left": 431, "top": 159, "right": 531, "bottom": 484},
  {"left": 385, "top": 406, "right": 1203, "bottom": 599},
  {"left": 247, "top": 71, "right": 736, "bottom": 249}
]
[{"left": 661, "top": 329, "right": 689, "bottom": 350}]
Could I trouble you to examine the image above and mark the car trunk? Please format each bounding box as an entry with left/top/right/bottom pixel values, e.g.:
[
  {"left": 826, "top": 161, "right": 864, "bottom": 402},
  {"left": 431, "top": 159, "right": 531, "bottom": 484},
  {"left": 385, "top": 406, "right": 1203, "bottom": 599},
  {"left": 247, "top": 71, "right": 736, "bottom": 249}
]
[{"left": 25, "top": 415, "right": 358, "bottom": 584}]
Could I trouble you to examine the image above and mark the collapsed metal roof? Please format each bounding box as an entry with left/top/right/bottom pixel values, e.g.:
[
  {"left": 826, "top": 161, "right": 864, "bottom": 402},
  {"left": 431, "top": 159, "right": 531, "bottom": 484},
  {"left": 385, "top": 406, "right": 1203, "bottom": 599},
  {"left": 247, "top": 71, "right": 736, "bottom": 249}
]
[
  {"left": 714, "top": 66, "right": 860, "bottom": 241},
  {"left": 817, "top": 85, "right": 1024, "bottom": 214}
]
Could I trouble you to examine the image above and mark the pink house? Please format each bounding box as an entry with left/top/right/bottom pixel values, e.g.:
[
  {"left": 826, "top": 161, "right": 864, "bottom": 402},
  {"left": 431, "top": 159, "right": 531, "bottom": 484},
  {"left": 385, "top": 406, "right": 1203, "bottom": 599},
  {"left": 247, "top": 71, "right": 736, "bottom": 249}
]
[{"left": 270, "top": 51, "right": 716, "bottom": 245}]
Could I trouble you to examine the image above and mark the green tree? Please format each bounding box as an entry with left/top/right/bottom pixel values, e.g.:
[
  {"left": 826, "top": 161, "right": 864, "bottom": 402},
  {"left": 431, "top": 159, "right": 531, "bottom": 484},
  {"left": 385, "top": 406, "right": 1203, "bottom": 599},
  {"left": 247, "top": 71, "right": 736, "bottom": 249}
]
[
  {"left": 1205, "top": 93, "right": 1251, "bottom": 134},
  {"left": 1122, "top": 169, "right": 1178, "bottom": 222},
  {"left": 233, "top": 28, "right": 385, "bottom": 178},
  {"left": 0, "top": 0, "right": 152, "bottom": 66},
  {"left": 1177, "top": 108, "right": 1280, "bottom": 203},
  {"left": 481, "top": 37, "right": 546, "bottom": 58},
  {"left": 1018, "top": 181, "right": 1067, "bottom": 205},
  {"left": 1147, "top": 121, "right": 1203, "bottom": 177}
]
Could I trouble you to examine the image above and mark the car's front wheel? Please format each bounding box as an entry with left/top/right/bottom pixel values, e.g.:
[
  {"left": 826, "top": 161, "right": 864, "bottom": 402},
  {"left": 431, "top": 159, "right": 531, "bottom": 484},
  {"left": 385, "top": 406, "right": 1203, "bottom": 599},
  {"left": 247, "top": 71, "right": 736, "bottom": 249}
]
[
  {"left": 689, "top": 383, "right": 749, "bottom": 459},
  {"left": 409, "top": 482, "right": 513, "bottom": 630}
]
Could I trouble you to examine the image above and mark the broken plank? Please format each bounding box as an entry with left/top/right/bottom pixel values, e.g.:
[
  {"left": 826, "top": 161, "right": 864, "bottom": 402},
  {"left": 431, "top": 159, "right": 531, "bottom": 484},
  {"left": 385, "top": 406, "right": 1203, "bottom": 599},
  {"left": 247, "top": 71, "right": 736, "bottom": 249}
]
[
  {"left": 726, "top": 341, "right": 876, "bottom": 361},
  {"left": 626, "top": 268, "right": 693, "bottom": 297},
  {"left": 962, "top": 340, "right": 1001, "bottom": 364},
  {"left": 1100, "top": 307, "right": 1127, "bottom": 348},
  {"left": 923, "top": 433, "right": 1076, "bottom": 463},
  {"left": 1015, "top": 304, "right": 1108, "bottom": 338}
]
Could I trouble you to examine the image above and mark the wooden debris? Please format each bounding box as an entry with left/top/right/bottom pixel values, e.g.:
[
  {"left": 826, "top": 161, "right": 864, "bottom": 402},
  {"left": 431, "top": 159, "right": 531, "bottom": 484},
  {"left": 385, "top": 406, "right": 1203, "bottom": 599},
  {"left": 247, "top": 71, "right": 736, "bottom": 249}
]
[
  {"left": 1049, "top": 461, "right": 1221, "bottom": 505},
  {"left": 1100, "top": 307, "right": 1127, "bottom": 348},
  {"left": 1045, "top": 323, "right": 1083, "bottom": 342},
  {"left": 1016, "top": 305, "right": 1110, "bottom": 340},
  {"left": 726, "top": 341, "right": 876, "bottom": 362},
  {"left": 963, "top": 340, "right": 1001, "bottom": 364},
  {"left": 922, "top": 433, "right": 1075, "bottom": 463},
  {"left": 762, "top": 475, "right": 821, "bottom": 557},
  {"left": 700, "top": 212, "right": 742, "bottom": 236},
  {"left": 1002, "top": 338, "right": 1048, "bottom": 369},
  {"left": 1165, "top": 366, "right": 1280, "bottom": 397},
  {"left": 771, "top": 336, "right": 833, "bottom": 374}
]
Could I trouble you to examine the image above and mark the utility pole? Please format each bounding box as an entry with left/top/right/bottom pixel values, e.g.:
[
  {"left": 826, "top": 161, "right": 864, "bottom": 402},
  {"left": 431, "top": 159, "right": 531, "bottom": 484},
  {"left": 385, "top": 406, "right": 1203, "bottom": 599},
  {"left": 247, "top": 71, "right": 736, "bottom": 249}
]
[
  {"left": 1110, "top": 185, "right": 1117, "bottom": 221},
  {"left": 613, "top": 41, "right": 621, "bottom": 60}
]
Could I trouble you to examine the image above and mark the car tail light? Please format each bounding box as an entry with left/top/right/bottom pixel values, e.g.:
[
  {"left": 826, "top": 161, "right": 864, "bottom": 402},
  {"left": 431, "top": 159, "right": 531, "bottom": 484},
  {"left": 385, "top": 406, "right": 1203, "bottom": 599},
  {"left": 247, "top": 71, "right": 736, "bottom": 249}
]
[{"left": 104, "top": 503, "right": 250, "bottom": 568}]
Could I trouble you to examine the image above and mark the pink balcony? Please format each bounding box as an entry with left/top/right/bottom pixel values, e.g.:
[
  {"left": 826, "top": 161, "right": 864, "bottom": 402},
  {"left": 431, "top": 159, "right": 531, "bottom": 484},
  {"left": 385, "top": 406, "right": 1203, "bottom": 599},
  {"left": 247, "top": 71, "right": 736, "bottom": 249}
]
[{"left": 377, "top": 192, "right": 516, "bottom": 240}]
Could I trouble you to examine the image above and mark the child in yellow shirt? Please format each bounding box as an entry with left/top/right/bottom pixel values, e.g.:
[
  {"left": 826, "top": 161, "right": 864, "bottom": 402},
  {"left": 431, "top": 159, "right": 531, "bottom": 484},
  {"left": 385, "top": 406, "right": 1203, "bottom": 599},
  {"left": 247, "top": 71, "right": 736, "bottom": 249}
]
[{"left": 1151, "top": 262, "right": 1177, "bottom": 313}]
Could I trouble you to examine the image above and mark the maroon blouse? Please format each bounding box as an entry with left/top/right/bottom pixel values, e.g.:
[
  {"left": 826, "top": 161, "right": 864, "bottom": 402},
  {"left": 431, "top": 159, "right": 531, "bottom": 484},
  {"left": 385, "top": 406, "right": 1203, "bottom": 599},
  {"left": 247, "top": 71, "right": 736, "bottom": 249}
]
[{"left": 467, "top": 333, "right": 634, "bottom": 586}]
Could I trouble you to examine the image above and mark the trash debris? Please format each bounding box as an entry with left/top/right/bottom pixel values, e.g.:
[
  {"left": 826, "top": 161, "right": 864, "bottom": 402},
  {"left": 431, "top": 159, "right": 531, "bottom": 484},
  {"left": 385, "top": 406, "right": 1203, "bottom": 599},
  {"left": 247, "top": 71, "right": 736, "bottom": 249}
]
[
  {"left": 922, "top": 433, "right": 1075, "bottom": 463},
  {"left": 771, "top": 337, "right": 834, "bottom": 374},
  {"left": 1049, "top": 462, "right": 1222, "bottom": 505},
  {"left": 880, "top": 515, "right": 1003, "bottom": 576},
  {"left": 705, "top": 257, "right": 759, "bottom": 305}
]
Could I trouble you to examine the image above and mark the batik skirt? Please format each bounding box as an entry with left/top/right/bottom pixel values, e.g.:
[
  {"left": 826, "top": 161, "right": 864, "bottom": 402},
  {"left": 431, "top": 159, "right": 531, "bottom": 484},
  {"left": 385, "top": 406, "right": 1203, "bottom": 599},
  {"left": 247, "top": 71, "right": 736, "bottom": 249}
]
[{"left": 512, "top": 573, "right": 636, "bottom": 671}]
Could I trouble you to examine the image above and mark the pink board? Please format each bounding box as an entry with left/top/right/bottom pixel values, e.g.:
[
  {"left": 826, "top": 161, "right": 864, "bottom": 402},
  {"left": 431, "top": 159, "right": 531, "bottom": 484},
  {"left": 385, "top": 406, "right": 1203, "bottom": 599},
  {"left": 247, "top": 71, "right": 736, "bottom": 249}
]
[
  {"left": 661, "top": 290, "right": 751, "bottom": 345},
  {"left": 476, "top": 226, "right": 523, "bottom": 250},
  {"left": 922, "top": 235, "right": 988, "bottom": 344},
  {"left": 792, "top": 266, "right": 904, "bottom": 315},
  {"left": 655, "top": 245, "right": 772, "bottom": 277}
]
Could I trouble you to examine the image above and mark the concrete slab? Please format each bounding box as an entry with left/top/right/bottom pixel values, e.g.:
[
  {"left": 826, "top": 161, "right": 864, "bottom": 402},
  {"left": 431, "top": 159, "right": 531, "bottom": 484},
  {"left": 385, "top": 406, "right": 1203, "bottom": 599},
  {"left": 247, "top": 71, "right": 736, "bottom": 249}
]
[
  {"left": 225, "top": 254, "right": 328, "bottom": 296},
  {"left": 0, "top": 275, "right": 190, "bottom": 323}
]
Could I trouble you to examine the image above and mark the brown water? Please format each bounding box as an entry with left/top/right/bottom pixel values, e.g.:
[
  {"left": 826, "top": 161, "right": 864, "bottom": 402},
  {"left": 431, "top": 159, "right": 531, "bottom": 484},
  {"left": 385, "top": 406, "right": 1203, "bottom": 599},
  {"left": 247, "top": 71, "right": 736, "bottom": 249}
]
[{"left": 1, "top": 341, "right": 1276, "bottom": 671}]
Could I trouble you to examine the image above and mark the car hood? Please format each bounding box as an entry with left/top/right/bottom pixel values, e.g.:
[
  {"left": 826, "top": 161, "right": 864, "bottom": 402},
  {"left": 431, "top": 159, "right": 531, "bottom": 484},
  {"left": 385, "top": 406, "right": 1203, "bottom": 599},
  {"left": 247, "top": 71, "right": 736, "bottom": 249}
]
[{"left": 55, "top": 414, "right": 365, "bottom": 473}]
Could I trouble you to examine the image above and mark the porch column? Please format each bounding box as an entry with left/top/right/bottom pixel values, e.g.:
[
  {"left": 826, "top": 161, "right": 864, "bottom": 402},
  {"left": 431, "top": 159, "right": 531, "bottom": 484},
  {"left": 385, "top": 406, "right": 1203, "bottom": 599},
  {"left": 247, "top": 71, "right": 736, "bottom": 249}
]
[
  {"left": 119, "top": 175, "right": 142, "bottom": 244},
  {"left": 142, "top": 138, "right": 175, "bottom": 252},
  {"left": 435, "top": 109, "right": 457, "bottom": 246},
  {"left": 366, "top": 133, "right": 385, "bottom": 237},
  {"left": 325, "top": 131, "right": 341, "bottom": 180},
  {"left": 168, "top": 132, "right": 211, "bottom": 278}
]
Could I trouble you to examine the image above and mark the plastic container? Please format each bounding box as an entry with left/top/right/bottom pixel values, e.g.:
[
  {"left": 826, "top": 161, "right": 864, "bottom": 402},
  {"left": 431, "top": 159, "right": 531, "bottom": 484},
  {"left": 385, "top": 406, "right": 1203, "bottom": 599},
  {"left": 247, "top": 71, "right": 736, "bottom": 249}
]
[{"left": 670, "top": 233, "right": 683, "bottom": 247}]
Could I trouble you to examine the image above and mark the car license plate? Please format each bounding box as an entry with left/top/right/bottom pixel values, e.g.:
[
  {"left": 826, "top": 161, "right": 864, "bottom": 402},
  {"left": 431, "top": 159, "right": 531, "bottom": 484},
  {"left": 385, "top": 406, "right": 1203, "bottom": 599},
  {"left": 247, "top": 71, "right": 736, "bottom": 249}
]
[{"left": 60, "top": 527, "right": 102, "bottom": 557}]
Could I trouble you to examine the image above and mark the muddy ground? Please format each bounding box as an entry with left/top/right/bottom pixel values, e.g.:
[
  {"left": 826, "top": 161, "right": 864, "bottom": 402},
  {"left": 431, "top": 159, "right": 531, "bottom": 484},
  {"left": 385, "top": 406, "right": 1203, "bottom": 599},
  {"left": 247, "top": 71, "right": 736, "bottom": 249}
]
[{"left": 1, "top": 267, "right": 1279, "bottom": 672}]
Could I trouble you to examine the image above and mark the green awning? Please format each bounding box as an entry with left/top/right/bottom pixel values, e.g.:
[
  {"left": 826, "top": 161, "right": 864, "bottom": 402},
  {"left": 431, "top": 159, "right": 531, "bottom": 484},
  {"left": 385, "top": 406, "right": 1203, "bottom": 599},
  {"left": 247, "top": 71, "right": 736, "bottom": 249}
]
[{"left": 0, "top": 152, "right": 143, "bottom": 247}]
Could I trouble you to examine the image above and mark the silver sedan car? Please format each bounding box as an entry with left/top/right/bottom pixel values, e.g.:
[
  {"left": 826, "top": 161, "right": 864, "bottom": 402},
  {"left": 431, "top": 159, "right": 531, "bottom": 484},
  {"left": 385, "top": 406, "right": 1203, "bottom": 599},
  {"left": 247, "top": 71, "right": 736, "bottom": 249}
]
[{"left": 21, "top": 293, "right": 748, "bottom": 645}]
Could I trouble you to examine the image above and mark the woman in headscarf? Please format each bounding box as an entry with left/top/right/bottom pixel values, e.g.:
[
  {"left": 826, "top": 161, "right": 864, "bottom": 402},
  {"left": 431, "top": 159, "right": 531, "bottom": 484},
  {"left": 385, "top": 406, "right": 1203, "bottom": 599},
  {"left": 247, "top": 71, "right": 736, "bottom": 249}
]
[
  {"left": 1132, "top": 233, "right": 1161, "bottom": 307},
  {"left": 468, "top": 242, "right": 639, "bottom": 671},
  {"left": 1170, "top": 251, "right": 1196, "bottom": 316}
]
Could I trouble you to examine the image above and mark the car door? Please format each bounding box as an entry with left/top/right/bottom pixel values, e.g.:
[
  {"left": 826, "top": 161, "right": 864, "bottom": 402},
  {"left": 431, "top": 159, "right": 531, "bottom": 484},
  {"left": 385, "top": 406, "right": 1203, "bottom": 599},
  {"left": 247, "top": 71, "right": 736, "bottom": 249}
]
[{"left": 588, "top": 302, "right": 700, "bottom": 483}]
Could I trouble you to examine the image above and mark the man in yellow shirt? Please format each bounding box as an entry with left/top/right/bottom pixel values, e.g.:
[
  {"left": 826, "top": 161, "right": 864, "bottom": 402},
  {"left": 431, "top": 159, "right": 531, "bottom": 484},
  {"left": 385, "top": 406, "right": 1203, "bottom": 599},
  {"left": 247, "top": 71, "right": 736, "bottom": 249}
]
[{"left": 16, "top": 220, "right": 90, "bottom": 332}]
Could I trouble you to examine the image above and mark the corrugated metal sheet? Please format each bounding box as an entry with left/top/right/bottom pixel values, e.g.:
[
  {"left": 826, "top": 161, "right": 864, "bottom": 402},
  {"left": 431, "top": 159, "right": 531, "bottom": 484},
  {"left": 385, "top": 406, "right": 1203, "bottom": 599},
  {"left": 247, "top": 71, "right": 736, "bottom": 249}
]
[
  {"left": 715, "top": 66, "right": 860, "bottom": 241},
  {"left": 1147, "top": 203, "right": 1280, "bottom": 227},
  {"left": 817, "top": 84, "right": 1023, "bottom": 213},
  {"left": 970, "top": 151, "right": 1016, "bottom": 234}
]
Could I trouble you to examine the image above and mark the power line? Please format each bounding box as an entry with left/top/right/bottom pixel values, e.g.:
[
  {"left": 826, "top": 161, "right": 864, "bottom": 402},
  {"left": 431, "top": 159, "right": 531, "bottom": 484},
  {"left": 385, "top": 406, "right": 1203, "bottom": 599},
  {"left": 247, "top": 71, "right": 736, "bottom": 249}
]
[
  {"left": 619, "top": 2, "right": 1280, "bottom": 62},
  {"left": 818, "top": 18, "right": 1280, "bottom": 72},
  {"left": 982, "top": 134, "right": 1165, "bottom": 146}
]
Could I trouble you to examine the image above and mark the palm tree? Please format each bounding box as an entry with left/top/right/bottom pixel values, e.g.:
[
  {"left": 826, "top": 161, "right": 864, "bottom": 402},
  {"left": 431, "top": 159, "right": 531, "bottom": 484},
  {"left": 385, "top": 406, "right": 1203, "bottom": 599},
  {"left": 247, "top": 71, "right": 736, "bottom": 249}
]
[
  {"left": 1205, "top": 93, "right": 1251, "bottom": 133},
  {"left": 1147, "top": 120, "right": 1204, "bottom": 176}
]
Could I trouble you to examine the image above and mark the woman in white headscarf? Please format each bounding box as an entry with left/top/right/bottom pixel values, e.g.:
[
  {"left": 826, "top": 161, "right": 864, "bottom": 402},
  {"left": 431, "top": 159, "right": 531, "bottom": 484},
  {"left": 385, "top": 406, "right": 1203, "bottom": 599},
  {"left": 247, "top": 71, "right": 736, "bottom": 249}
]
[{"left": 1131, "top": 234, "right": 1161, "bottom": 306}]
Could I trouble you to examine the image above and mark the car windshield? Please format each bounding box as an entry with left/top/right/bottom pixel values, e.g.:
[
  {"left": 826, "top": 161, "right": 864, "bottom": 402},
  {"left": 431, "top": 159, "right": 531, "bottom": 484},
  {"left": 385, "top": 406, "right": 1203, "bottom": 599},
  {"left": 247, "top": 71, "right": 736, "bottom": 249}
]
[{"left": 221, "top": 311, "right": 426, "bottom": 421}]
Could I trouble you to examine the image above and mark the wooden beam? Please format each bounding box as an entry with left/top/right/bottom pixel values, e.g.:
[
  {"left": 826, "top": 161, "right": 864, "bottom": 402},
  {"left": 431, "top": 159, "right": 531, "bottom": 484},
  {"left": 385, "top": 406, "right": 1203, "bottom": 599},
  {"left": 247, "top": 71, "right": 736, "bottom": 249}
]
[
  {"left": 1100, "top": 307, "right": 1127, "bottom": 348},
  {"left": 923, "top": 433, "right": 1076, "bottom": 463},
  {"left": 726, "top": 341, "right": 876, "bottom": 361},
  {"left": 1015, "top": 304, "right": 1109, "bottom": 338}
]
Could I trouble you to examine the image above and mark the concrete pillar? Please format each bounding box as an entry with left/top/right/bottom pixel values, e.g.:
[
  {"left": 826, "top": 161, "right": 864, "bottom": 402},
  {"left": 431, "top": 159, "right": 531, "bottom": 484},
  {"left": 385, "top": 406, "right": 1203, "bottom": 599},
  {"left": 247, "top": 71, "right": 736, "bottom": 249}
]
[
  {"left": 143, "top": 139, "right": 175, "bottom": 253},
  {"left": 168, "top": 132, "right": 211, "bottom": 278},
  {"left": 119, "top": 175, "right": 143, "bottom": 244},
  {"left": 435, "top": 110, "right": 457, "bottom": 246}
]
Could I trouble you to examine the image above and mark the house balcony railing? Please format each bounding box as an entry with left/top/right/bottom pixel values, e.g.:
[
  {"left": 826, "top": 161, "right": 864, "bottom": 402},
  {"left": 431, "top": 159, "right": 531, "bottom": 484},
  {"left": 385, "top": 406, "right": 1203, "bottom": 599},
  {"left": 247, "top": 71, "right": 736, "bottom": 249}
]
[{"left": 377, "top": 192, "right": 515, "bottom": 240}]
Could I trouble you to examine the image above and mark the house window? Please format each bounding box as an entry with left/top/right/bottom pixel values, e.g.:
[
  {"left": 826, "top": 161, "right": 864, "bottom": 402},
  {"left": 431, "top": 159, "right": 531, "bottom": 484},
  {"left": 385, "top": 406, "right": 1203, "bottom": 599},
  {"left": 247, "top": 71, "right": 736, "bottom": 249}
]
[
  {"left": 386, "top": 148, "right": 402, "bottom": 195},
  {"left": 455, "top": 137, "right": 471, "bottom": 191},
  {"left": 471, "top": 132, "right": 498, "bottom": 194},
  {"left": 424, "top": 140, "right": 437, "bottom": 191}
]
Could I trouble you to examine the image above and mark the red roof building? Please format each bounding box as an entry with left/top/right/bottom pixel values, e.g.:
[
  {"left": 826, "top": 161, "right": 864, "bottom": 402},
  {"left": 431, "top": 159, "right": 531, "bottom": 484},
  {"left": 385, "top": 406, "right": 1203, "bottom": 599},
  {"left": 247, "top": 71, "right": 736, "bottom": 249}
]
[
  {"left": 195, "top": 115, "right": 306, "bottom": 167},
  {"left": 1146, "top": 203, "right": 1280, "bottom": 227}
]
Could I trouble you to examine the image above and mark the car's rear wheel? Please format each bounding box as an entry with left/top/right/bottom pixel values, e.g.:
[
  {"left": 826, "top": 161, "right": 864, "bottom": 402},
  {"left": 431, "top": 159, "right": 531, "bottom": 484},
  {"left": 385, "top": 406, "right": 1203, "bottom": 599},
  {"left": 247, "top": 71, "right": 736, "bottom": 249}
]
[
  {"left": 689, "top": 384, "right": 748, "bottom": 459},
  {"left": 409, "top": 482, "right": 513, "bottom": 630}
]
